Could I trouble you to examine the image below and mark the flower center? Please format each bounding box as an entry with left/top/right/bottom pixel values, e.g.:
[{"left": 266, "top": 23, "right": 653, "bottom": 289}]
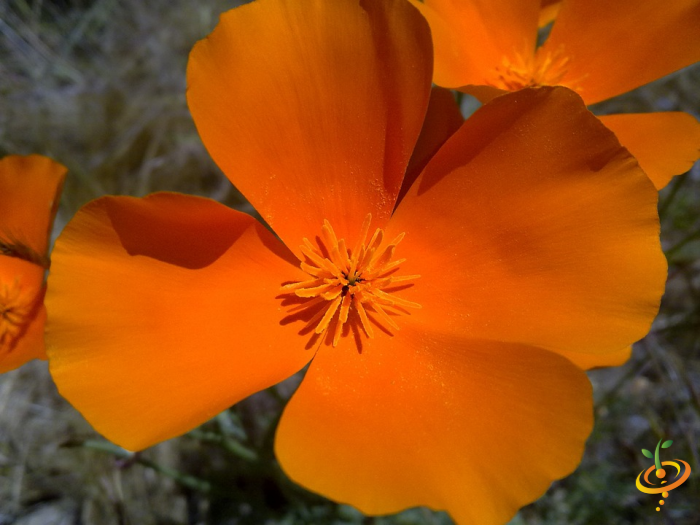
[
  {"left": 0, "top": 278, "right": 35, "bottom": 352},
  {"left": 491, "top": 45, "right": 574, "bottom": 91},
  {"left": 281, "top": 214, "right": 420, "bottom": 348}
]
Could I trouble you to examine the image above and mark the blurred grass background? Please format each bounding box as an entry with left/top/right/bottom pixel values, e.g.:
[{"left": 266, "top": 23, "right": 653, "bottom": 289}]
[{"left": 0, "top": 0, "right": 699, "bottom": 523}]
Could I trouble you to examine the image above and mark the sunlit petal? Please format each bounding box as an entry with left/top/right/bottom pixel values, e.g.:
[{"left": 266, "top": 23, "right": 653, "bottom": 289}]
[
  {"left": 599, "top": 112, "right": 700, "bottom": 189},
  {"left": 545, "top": 0, "right": 700, "bottom": 104},
  {"left": 46, "top": 193, "right": 314, "bottom": 450},
  {"left": 277, "top": 327, "right": 592, "bottom": 524},
  {"left": 389, "top": 87, "right": 666, "bottom": 360},
  {"left": 187, "top": 0, "right": 432, "bottom": 254}
]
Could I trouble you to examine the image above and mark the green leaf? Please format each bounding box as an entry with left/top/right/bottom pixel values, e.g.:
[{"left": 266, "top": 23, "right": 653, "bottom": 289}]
[
  {"left": 642, "top": 449, "right": 654, "bottom": 458},
  {"left": 662, "top": 440, "right": 673, "bottom": 449}
]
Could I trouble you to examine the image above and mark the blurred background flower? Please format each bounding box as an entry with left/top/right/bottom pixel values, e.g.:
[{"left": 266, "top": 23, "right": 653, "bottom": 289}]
[
  {"left": 0, "top": 154, "right": 65, "bottom": 374},
  {"left": 0, "top": 0, "right": 698, "bottom": 523}
]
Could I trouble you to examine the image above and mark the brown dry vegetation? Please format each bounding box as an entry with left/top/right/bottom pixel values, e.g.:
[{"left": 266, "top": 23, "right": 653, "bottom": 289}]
[{"left": 1, "top": 0, "right": 699, "bottom": 523}]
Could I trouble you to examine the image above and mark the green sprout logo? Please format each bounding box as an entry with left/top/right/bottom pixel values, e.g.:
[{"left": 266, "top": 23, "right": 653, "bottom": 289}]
[{"left": 636, "top": 439, "right": 691, "bottom": 512}]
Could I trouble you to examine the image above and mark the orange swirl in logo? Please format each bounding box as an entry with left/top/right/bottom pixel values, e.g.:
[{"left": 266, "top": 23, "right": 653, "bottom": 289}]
[{"left": 636, "top": 460, "right": 691, "bottom": 494}]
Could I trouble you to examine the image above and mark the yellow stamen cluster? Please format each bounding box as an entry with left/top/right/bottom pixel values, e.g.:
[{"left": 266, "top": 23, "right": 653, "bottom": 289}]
[
  {"left": 281, "top": 214, "right": 420, "bottom": 347},
  {"left": 0, "top": 278, "right": 34, "bottom": 351},
  {"left": 492, "top": 45, "right": 576, "bottom": 91}
]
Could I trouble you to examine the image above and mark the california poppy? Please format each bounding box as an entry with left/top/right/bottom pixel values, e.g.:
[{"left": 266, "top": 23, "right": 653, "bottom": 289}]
[
  {"left": 0, "top": 155, "right": 66, "bottom": 373},
  {"left": 45, "top": 0, "right": 666, "bottom": 523},
  {"left": 412, "top": 0, "right": 700, "bottom": 189}
]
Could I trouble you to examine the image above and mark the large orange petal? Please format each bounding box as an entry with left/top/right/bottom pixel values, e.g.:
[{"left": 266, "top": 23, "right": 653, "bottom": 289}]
[
  {"left": 187, "top": 0, "right": 432, "bottom": 255},
  {"left": 545, "top": 0, "right": 700, "bottom": 104},
  {"left": 46, "top": 193, "right": 314, "bottom": 450},
  {"left": 410, "top": 0, "right": 540, "bottom": 89},
  {"left": 387, "top": 87, "right": 666, "bottom": 363},
  {"left": 399, "top": 86, "right": 463, "bottom": 207},
  {"left": 599, "top": 112, "right": 700, "bottom": 190},
  {"left": 0, "top": 257, "right": 47, "bottom": 373},
  {"left": 0, "top": 155, "right": 66, "bottom": 259},
  {"left": 276, "top": 326, "right": 592, "bottom": 524}
]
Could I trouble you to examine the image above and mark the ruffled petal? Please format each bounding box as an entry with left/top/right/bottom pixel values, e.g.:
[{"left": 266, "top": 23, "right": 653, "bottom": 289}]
[
  {"left": 599, "top": 112, "right": 700, "bottom": 190},
  {"left": 0, "top": 257, "right": 46, "bottom": 373},
  {"left": 399, "top": 86, "right": 463, "bottom": 206},
  {"left": 0, "top": 155, "right": 66, "bottom": 260},
  {"left": 276, "top": 326, "right": 592, "bottom": 524},
  {"left": 545, "top": 0, "right": 700, "bottom": 104},
  {"left": 46, "top": 193, "right": 314, "bottom": 450},
  {"left": 187, "top": 0, "right": 432, "bottom": 255},
  {"left": 387, "top": 87, "right": 666, "bottom": 361}
]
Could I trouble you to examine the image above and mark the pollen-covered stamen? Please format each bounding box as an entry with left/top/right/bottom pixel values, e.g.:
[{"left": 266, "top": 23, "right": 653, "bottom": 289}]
[
  {"left": 281, "top": 214, "right": 420, "bottom": 347},
  {"left": 491, "top": 45, "right": 581, "bottom": 92}
]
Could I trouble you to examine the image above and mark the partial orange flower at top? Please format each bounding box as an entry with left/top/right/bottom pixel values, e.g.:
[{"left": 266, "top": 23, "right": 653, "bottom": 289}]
[
  {"left": 45, "top": 0, "right": 666, "bottom": 523},
  {"left": 0, "top": 155, "right": 66, "bottom": 373},
  {"left": 412, "top": 0, "right": 700, "bottom": 189}
]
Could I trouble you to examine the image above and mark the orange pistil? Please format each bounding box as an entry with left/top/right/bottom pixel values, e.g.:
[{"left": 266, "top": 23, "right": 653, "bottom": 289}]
[
  {"left": 492, "top": 45, "right": 576, "bottom": 91},
  {"left": 281, "top": 214, "right": 420, "bottom": 347}
]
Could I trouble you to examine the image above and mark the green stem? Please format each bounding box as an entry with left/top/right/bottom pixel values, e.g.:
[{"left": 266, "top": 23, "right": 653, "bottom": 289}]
[
  {"left": 188, "top": 429, "right": 259, "bottom": 462},
  {"left": 654, "top": 439, "right": 663, "bottom": 470},
  {"left": 81, "top": 440, "right": 212, "bottom": 493}
]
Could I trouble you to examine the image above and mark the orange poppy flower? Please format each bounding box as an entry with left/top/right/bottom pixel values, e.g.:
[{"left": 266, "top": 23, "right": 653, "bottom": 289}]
[
  {"left": 0, "top": 154, "right": 66, "bottom": 373},
  {"left": 412, "top": 0, "right": 700, "bottom": 189},
  {"left": 45, "top": 0, "right": 665, "bottom": 522}
]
